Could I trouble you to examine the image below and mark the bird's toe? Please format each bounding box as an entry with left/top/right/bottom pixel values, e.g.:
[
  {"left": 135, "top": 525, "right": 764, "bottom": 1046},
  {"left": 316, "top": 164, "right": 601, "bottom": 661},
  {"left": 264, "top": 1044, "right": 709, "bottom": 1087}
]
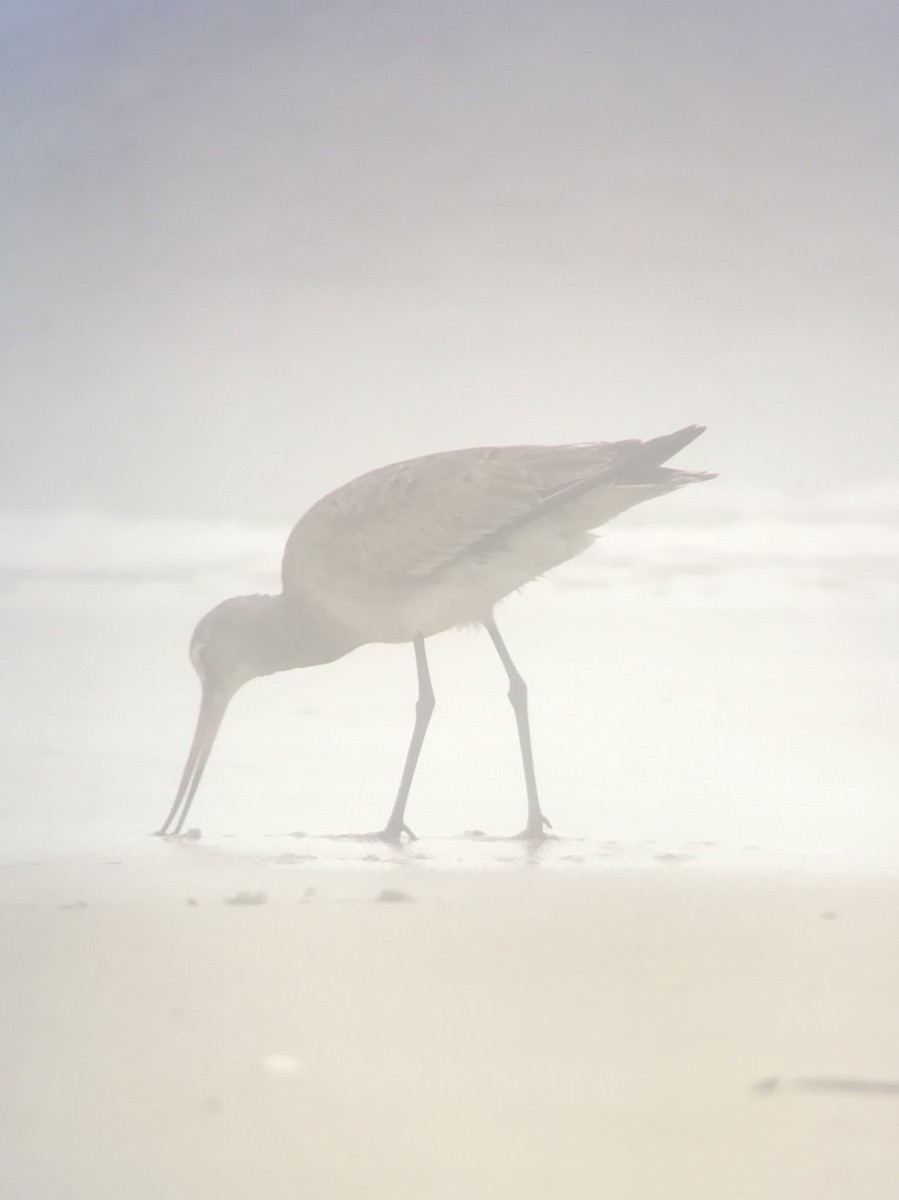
[{"left": 339, "top": 824, "right": 417, "bottom": 844}]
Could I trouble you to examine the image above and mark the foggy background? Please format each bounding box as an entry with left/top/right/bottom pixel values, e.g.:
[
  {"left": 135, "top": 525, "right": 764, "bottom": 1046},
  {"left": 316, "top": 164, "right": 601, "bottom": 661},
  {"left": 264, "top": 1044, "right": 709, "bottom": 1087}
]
[
  {"left": 2, "top": 0, "right": 898, "bottom": 521},
  {"left": 1, "top": 0, "right": 897, "bottom": 860}
]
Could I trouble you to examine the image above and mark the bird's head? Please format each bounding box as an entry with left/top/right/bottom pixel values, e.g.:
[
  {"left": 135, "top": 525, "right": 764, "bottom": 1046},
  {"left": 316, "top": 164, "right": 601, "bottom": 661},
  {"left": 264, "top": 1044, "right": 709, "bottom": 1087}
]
[
  {"left": 188, "top": 594, "right": 284, "bottom": 698},
  {"left": 158, "top": 592, "right": 358, "bottom": 836}
]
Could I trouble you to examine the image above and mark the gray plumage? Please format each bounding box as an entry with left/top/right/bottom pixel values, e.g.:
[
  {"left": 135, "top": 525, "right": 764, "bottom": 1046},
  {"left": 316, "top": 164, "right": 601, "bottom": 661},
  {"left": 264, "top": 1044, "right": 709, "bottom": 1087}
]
[{"left": 158, "top": 425, "right": 713, "bottom": 840}]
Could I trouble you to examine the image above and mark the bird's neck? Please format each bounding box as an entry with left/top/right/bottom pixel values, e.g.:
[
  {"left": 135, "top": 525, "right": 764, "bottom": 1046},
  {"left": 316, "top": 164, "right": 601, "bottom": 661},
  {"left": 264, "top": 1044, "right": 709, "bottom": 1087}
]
[{"left": 251, "top": 591, "right": 361, "bottom": 675}]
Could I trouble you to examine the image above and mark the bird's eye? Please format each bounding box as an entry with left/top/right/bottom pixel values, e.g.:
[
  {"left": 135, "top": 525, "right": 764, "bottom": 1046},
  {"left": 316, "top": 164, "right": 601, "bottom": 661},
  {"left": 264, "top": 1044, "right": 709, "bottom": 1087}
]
[{"left": 191, "top": 640, "right": 211, "bottom": 672}]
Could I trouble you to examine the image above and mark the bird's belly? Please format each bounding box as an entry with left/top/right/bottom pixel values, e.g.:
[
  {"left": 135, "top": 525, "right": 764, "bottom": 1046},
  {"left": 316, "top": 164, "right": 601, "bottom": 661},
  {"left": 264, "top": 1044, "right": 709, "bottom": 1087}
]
[
  {"left": 305, "top": 536, "right": 589, "bottom": 642},
  {"left": 300, "top": 575, "right": 501, "bottom": 643},
  {"left": 403, "top": 528, "right": 593, "bottom": 634},
  {"left": 398, "top": 571, "right": 511, "bottom": 638}
]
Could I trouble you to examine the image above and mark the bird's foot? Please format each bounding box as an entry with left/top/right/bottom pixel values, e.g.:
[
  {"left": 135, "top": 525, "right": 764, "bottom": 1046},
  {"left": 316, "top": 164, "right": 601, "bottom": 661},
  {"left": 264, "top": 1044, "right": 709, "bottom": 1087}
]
[
  {"left": 512, "top": 814, "right": 554, "bottom": 842},
  {"left": 339, "top": 822, "right": 417, "bottom": 844},
  {"left": 381, "top": 822, "right": 417, "bottom": 844}
]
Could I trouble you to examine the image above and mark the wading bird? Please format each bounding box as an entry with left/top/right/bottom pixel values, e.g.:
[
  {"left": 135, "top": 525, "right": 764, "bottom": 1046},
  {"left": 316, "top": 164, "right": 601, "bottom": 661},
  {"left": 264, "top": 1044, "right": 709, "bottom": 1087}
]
[{"left": 158, "top": 425, "right": 713, "bottom": 841}]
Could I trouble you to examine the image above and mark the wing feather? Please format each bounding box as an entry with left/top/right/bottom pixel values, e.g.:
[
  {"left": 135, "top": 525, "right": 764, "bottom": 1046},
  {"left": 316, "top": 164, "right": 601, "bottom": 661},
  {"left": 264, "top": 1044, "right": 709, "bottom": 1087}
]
[
  {"left": 282, "top": 442, "right": 624, "bottom": 593},
  {"left": 282, "top": 428, "right": 710, "bottom": 611}
]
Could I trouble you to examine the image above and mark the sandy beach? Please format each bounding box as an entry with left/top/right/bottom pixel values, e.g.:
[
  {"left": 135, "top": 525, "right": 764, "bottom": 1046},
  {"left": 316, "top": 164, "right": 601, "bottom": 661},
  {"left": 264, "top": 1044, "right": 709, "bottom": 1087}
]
[
  {"left": 2, "top": 839, "right": 898, "bottom": 1200},
  {"left": 2, "top": 482, "right": 897, "bottom": 1199}
]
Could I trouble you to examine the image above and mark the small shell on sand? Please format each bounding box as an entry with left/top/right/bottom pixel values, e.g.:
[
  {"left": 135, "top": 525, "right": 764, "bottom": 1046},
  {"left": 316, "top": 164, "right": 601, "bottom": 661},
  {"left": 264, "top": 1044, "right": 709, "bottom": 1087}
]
[{"left": 258, "top": 1054, "right": 302, "bottom": 1075}]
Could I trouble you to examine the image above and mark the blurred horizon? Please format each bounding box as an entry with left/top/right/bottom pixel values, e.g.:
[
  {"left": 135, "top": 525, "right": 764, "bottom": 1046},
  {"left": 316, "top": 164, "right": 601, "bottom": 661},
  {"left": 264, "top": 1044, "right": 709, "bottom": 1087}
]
[{"left": 2, "top": 478, "right": 898, "bottom": 615}]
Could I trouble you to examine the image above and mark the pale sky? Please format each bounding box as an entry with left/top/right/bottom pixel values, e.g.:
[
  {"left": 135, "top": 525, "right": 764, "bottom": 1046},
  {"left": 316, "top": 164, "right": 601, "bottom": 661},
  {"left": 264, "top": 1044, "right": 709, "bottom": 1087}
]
[{"left": 2, "top": 0, "right": 898, "bottom": 521}]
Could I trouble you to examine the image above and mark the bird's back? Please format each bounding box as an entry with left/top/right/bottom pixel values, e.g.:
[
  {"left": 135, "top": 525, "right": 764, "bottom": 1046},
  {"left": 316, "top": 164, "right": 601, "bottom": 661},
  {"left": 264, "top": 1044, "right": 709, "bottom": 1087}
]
[{"left": 281, "top": 429, "right": 712, "bottom": 642}]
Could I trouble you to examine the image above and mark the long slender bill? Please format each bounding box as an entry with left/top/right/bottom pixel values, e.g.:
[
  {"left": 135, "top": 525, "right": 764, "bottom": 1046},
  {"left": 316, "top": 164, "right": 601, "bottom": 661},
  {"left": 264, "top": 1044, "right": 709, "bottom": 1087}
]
[{"left": 155, "top": 687, "right": 231, "bottom": 835}]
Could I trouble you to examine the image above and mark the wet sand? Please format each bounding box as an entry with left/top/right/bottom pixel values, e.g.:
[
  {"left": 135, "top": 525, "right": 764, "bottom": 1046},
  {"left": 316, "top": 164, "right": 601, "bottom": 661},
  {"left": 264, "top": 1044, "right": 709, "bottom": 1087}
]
[{"left": 1, "top": 841, "right": 898, "bottom": 1199}]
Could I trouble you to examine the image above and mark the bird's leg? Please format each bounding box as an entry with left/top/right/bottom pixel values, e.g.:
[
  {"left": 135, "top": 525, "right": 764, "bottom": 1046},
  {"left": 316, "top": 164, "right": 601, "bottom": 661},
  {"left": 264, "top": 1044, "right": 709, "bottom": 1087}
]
[
  {"left": 484, "top": 618, "right": 553, "bottom": 840},
  {"left": 377, "top": 634, "right": 434, "bottom": 842}
]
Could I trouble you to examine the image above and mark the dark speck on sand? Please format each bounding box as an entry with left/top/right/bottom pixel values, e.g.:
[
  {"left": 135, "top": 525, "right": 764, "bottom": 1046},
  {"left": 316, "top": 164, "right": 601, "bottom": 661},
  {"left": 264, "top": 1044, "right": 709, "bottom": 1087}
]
[
  {"left": 376, "top": 888, "right": 415, "bottom": 904},
  {"left": 224, "top": 890, "right": 268, "bottom": 906}
]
